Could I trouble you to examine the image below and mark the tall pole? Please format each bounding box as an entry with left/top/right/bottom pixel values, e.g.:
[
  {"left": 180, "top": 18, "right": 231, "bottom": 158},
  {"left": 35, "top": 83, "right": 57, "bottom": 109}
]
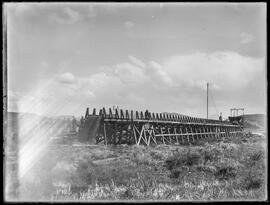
[{"left": 207, "top": 82, "right": 209, "bottom": 119}]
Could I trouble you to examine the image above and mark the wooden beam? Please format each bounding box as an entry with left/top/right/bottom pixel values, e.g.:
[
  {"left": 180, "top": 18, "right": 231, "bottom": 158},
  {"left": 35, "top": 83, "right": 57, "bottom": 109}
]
[
  {"left": 174, "top": 127, "right": 179, "bottom": 144},
  {"left": 137, "top": 125, "right": 145, "bottom": 145},
  {"left": 151, "top": 128, "right": 157, "bottom": 145},
  {"left": 133, "top": 126, "right": 137, "bottom": 144},
  {"left": 104, "top": 123, "right": 107, "bottom": 145},
  {"left": 103, "top": 118, "right": 239, "bottom": 128},
  {"left": 160, "top": 127, "right": 165, "bottom": 144}
]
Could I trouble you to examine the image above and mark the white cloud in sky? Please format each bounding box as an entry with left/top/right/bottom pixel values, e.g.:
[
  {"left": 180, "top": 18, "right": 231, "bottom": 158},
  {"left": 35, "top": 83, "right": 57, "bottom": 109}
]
[
  {"left": 164, "top": 51, "right": 264, "bottom": 89},
  {"left": 57, "top": 72, "right": 77, "bottom": 84},
  {"left": 48, "top": 7, "right": 83, "bottom": 24},
  {"left": 240, "top": 32, "right": 254, "bottom": 44},
  {"left": 148, "top": 61, "right": 175, "bottom": 87},
  {"left": 9, "top": 51, "right": 265, "bottom": 117},
  {"left": 124, "top": 21, "right": 135, "bottom": 29},
  {"left": 128, "top": 56, "right": 146, "bottom": 68}
]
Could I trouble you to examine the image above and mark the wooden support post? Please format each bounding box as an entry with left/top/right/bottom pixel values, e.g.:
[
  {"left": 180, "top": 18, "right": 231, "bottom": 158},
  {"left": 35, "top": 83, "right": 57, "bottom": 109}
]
[
  {"left": 160, "top": 127, "right": 165, "bottom": 144},
  {"left": 174, "top": 127, "right": 179, "bottom": 144},
  {"left": 186, "top": 127, "right": 190, "bottom": 144},
  {"left": 205, "top": 127, "right": 209, "bottom": 139},
  {"left": 137, "top": 125, "right": 145, "bottom": 145},
  {"left": 133, "top": 126, "right": 137, "bottom": 144},
  {"left": 151, "top": 128, "right": 157, "bottom": 145},
  {"left": 168, "top": 127, "right": 172, "bottom": 143},
  {"left": 148, "top": 129, "right": 153, "bottom": 146},
  {"left": 180, "top": 127, "right": 183, "bottom": 144},
  {"left": 194, "top": 127, "right": 198, "bottom": 141},
  {"left": 191, "top": 127, "right": 195, "bottom": 142},
  {"left": 143, "top": 128, "right": 149, "bottom": 145},
  {"left": 104, "top": 123, "right": 107, "bottom": 145}
]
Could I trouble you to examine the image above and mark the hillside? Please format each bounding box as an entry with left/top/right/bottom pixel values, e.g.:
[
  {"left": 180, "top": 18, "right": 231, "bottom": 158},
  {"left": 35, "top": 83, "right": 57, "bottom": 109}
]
[
  {"left": 243, "top": 114, "right": 266, "bottom": 130},
  {"left": 5, "top": 112, "right": 77, "bottom": 145}
]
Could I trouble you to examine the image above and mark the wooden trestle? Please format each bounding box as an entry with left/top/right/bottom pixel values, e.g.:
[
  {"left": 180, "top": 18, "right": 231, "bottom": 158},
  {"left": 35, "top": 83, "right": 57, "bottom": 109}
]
[{"left": 78, "top": 107, "right": 243, "bottom": 146}]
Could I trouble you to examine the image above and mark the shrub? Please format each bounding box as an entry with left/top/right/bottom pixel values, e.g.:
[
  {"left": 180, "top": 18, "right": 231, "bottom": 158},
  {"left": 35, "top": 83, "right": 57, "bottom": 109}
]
[
  {"left": 150, "top": 151, "right": 165, "bottom": 161},
  {"left": 245, "top": 176, "right": 262, "bottom": 190},
  {"left": 203, "top": 150, "right": 214, "bottom": 164},
  {"left": 169, "top": 168, "right": 181, "bottom": 179},
  {"left": 215, "top": 166, "right": 237, "bottom": 180},
  {"left": 249, "top": 151, "right": 263, "bottom": 162},
  {"left": 69, "top": 159, "right": 100, "bottom": 193},
  {"left": 164, "top": 150, "right": 202, "bottom": 173}
]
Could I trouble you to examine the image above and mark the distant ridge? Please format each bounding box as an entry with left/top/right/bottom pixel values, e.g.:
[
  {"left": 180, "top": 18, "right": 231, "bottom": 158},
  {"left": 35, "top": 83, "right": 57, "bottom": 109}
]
[{"left": 243, "top": 114, "right": 266, "bottom": 130}]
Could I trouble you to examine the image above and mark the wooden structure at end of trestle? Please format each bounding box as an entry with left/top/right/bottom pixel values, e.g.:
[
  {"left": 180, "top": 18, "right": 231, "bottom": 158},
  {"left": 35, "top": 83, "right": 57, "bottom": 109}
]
[{"left": 78, "top": 107, "right": 243, "bottom": 146}]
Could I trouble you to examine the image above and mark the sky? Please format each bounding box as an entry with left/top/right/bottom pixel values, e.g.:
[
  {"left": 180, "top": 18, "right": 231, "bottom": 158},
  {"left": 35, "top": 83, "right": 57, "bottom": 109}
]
[{"left": 6, "top": 3, "right": 266, "bottom": 119}]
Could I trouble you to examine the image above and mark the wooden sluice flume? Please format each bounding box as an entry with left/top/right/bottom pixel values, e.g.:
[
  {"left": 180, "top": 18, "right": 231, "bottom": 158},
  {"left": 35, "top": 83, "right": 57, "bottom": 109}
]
[{"left": 78, "top": 107, "right": 243, "bottom": 146}]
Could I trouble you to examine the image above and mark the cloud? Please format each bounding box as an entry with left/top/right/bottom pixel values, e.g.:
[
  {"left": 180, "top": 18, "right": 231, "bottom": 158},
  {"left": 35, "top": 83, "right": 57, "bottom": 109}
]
[
  {"left": 240, "top": 32, "right": 254, "bottom": 44},
  {"left": 11, "top": 51, "right": 265, "bottom": 118},
  {"left": 164, "top": 51, "right": 264, "bottom": 89},
  {"left": 148, "top": 61, "right": 175, "bottom": 87},
  {"left": 57, "top": 72, "right": 77, "bottom": 84},
  {"left": 48, "top": 7, "right": 83, "bottom": 24},
  {"left": 124, "top": 21, "right": 134, "bottom": 29},
  {"left": 113, "top": 62, "right": 147, "bottom": 85},
  {"left": 128, "top": 56, "right": 146, "bottom": 68}
]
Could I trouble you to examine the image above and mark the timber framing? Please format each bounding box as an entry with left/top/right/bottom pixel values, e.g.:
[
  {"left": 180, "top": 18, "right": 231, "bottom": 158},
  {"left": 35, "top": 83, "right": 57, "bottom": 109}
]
[{"left": 78, "top": 107, "right": 243, "bottom": 146}]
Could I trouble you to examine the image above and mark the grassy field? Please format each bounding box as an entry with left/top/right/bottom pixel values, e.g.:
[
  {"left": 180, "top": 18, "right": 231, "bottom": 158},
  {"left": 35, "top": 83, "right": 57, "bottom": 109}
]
[{"left": 18, "top": 130, "right": 267, "bottom": 201}]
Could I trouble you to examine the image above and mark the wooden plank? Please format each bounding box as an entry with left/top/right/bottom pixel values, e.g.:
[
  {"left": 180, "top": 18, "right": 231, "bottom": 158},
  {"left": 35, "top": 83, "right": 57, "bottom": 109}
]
[
  {"left": 151, "top": 128, "right": 157, "bottom": 145},
  {"left": 99, "top": 109, "right": 102, "bottom": 116},
  {"left": 146, "top": 129, "right": 151, "bottom": 146},
  {"left": 133, "top": 126, "right": 137, "bottom": 144},
  {"left": 174, "top": 127, "right": 179, "bottom": 144},
  {"left": 160, "top": 127, "right": 165, "bottom": 144},
  {"left": 126, "top": 110, "right": 129, "bottom": 119},
  {"left": 102, "top": 118, "right": 239, "bottom": 128},
  {"left": 115, "top": 109, "right": 119, "bottom": 119},
  {"left": 140, "top": 111, "right": 144, "bottom": 119},
  {"left": 169, "top": 127, "right": 173, "bottom": 143},
  {"left": 85, "top": 107, "right": 90, "bottom": 118},
  {"left": 137, "top": 126, "right": 145, "bottom": 145},
  {"left": 103, "top": 107, "right": 107, "bottom": 117},
  {"left": 163, "top": 136, "right": 171, "bottom": 144},
  {"left": 104, "top": 123, "right": 107, "bottom": 145},
  {"left": 180, "top": 127, "right": 183, "bottom": 143},
  {"left": 109, "top": 108, "right": 113, "bottom": 118},
  {"left": 120, "top": 109, "right": 125, "bottom": 119},
  {"left": 134, "top": 125, "right": 140, "bottom": 135},
  {"left": 131, "top": 110, "right": 133, "bottom": 120},
  {"left": 142, "top": 127, "right": 149, "bottom": 145},
  {"left": 152, "top": 113, "right": 155, "bottom": 120},
  {"left": 136, "top": 111, "right": 139, "bottom": 119}
]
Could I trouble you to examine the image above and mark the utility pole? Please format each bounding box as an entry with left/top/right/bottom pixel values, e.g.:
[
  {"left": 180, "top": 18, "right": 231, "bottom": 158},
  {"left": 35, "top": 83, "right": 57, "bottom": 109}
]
[{"left": 207, "top": 82, "right": 209, "bottom": 119}]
